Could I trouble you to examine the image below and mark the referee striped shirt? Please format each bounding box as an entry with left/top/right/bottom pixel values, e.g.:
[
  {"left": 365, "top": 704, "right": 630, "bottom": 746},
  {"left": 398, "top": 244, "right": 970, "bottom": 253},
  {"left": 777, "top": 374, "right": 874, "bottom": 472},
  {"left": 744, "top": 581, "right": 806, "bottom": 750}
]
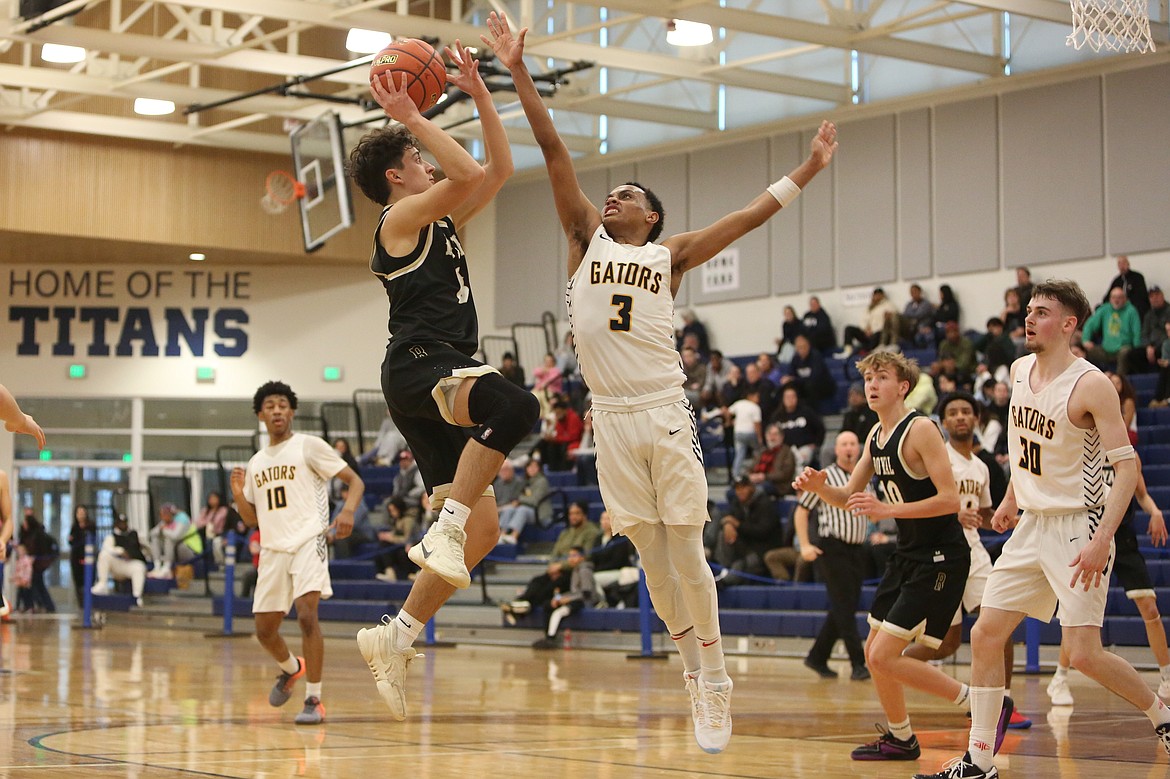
[{"left": 798, "top": 463, "right": 870, "bottom": 545}]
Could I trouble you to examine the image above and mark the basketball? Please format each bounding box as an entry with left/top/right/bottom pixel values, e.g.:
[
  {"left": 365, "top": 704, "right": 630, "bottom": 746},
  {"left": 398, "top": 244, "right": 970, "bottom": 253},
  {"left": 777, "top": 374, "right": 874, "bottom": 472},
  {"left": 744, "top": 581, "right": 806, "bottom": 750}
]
[{"left": 369, "top": 39, "right": 447, "bottom": 112}]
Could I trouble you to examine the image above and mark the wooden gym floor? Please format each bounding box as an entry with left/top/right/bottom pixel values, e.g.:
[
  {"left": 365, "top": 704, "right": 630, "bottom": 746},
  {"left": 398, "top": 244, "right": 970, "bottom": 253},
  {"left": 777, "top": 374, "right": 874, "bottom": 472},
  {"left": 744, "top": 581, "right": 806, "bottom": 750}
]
[{"left": 0, "top": 616, "right": 1165, "bottom": 778}]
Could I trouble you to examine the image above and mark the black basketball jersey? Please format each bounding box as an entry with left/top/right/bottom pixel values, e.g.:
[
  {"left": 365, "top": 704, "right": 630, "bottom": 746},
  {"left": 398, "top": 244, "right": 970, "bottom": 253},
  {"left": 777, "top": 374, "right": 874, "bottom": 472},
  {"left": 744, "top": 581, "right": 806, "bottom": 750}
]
[
  {"left": 869, "top": 410, "right": 967, "bottom": 562},
  {"left": 370, "top": 208, "right": 479, "bottom": 356}
]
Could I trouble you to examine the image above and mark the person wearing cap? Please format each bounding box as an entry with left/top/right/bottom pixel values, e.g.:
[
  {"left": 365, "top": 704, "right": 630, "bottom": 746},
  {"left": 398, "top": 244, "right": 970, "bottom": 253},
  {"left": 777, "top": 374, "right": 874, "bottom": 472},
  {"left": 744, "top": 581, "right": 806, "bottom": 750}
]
[
  {"left": 147, "top": 502, "right": 199, "bottom": 579},
  {"left": 1139, "top": 284, "right": 1169, "bottom": 374}
]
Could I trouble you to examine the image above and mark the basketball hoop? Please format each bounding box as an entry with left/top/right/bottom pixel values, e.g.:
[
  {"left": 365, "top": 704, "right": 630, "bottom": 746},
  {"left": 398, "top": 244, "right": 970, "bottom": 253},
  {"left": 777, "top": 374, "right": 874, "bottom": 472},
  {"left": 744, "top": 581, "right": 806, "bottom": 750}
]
[
  {"left": 1066, "top": 0, "right": 1156, "bottom": 54},
  {"left": 260, "top": 170, "right": 306, "bottom": 215}
]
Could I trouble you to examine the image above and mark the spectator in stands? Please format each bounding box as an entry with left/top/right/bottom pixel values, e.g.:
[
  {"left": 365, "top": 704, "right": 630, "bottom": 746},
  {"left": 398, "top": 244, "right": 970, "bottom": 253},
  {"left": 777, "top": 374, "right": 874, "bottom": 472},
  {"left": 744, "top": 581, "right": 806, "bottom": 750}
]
[
  {"left": 936, "top": 321, "right": 977, "bottom": 378},
  {"left": 515, "top": 457, "right": 554, "bottom": 530},
  {"left": 770, "top": 384, "right": 825, "bottom": 470},
  {"left": 1107, "top": 371, "right": 1139, "bottom": 446},
  {"left": 331, "top": 440, "right": 361, "bottom": 507},
  {"left": 776, "top": 305, "right": 803, "bottom": 363},
  {"left": 329, "top": 482, "right": 372, "bottom": 558},
  {"left": 747, "top": 424, "right": 796, "bottom": 499},
  {"left": 726, "top": 389, "right": 764, "bottom": 480},
  {"left": 802, "top": 295, "right": 837, "bottom": 354},
  {"left": 1082, "top": 286, "right": 1141, "bottom": 375},
  {"left": 68, "top": 504, "right": 94, "bottom": 607},
  {"left": 550, "top": 500, "right": 602, "bottom": 560},
  {"left": 901, "top": 283, "right": 936, "bottom": 348},
  {"left": 196, "top": 491, "right": 230, "bottom": 564},
  {"left": 701, "top": 349, "right": 732, "bottom": 410},
  {"left": 976, "top": 386, "right": 1006, "bottom": 459},
  {"left": 1105, "top": 254, "right": 1150, "bottom": 318},
  {"left": 974, "top": 317, "right": 1016, "bottom": 383},
  {"left": 359, "top": 410, "right": 408, "bottom": 467},
  {"left": 148, "top": 503, "right": 201, "bottom": 579},
  {"left": 21, "top": 510, "right": 56, "bottom": 613},
  {"left": 719, "top": 362, "right": 745, "bottom": 407},
  {"left": 676, "top": 309, "right": 710, "bottom": 358},
  {"left": 1153, "top": 319, "right": 1170, "bottom": 408},
  {"left": 554, "top": 332, "right": 579, "bottom": 382},
  {"left": 785, "top": 334, "right": 836, "bottom": 403},
  {"left": 531, "top": 546, "right": 597, "bottom": 649},
  {"left": 590, "top": 511, "right": 639, "bottom": 604},
  {"left": 757, "top": 353, "right": 783, "bottom": 387},
  {"left": 1014, "top": 266, "right": 1034, "bottom": 311},
  {"left": 239, "top": 528, "right": 261, "bottom": 598},
  {"left": 1000, "top": 288, "right": 1026, "bottom": 350},
  {"left": 681, "top": 346, "right": 708, "bottom": 411},
  {"left": 531, "top": 352, "right": 563, "bottom": 418},
  {"left": 90, "top": 513, "right": 148, "bottom": 607},
  {"left": 493, "top": 460, "right": 527, "bottom": 545},
  {"left": 536, "top": 397, "right": 584, "bottom": 472},
  {"left": 840, "top": 382, "right": 878, "bottom": 443},
  {"left": 389, "top": 449, "right": 426, "bottom": 529},
  {"left": 373, "top": 497, "right": 423, "bottom": 582},
  {"left": 12, "top": 538, "right": 36, "bottom": 613},
  {"left": 840, "top": 287, "right": 899, "bottom": 357},
  {"left": 987, "top": 380, "right": 1010, "bottom": 429},
  {"left": 795, "top": 429, "right": 871, "bottom": 680},
  {"left": 499, "top": 558, "right": 569, "bottom": 628},
  {"left": 931, "top": 283, "right": 961, "bottom": 345},
  {"left": 1139, "top": 285, "right": 1169, "bottom": 375},
  {"left": 904, "top": 370, "right": 938, "bottom": 416},
  {"left": 743, "top": 361, "right": 779, "bottom": 421},
  {"left": 499, "top": 351, "right": 526, "bottom": 388},
  {"left": 714, "top": 476, "right": 785, "bottom": 584}
]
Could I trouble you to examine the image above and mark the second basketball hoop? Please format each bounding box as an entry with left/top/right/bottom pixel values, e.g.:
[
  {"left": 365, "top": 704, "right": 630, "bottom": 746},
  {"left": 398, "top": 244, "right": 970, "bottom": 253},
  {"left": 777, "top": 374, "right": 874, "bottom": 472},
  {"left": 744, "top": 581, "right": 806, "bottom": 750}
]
[{"left": 260, "top": 170, "right": 307, "bottom": 215}]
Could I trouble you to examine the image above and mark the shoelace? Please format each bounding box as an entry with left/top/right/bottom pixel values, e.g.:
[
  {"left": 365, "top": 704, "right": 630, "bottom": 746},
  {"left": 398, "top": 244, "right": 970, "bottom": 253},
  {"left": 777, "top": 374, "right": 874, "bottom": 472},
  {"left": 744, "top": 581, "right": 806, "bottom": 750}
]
[
  {"left": 940, "top": 755, "right": 977, "bottom": 778},
  {"left": 704, "top": 686, "right": 730, "bottom": 728},
  {"left": 684, "top": 677, "right": 705, "bottom": 726}
]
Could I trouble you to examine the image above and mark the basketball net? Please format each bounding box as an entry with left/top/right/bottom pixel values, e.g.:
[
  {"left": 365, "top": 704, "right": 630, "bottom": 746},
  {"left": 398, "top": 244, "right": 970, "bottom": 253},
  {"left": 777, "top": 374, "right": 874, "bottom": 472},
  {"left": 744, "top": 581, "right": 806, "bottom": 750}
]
[
  {"left": 261, "top": 170, "right": 306, "bottom": 215},
  {"left": 1066, "top": 0, "right": 1156, "bottom": 53}
]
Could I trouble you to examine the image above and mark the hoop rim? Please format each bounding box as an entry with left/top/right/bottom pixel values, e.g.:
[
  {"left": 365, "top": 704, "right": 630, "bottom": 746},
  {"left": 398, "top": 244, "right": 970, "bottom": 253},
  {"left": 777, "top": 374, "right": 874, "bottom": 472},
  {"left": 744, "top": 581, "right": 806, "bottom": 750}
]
[{"left": 266, "top": 170, "right": 307, "bottom": 205}]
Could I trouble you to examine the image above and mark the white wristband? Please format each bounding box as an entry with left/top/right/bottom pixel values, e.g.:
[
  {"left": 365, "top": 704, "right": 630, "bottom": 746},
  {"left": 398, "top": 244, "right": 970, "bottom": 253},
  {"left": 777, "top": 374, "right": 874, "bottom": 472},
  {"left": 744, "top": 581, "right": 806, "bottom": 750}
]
[
  {"left": 1105, "top": 444, "right": 1135, "bottom": 463},
  {"left": 766, "top": 176, "right": 801, "bottom": 208}
]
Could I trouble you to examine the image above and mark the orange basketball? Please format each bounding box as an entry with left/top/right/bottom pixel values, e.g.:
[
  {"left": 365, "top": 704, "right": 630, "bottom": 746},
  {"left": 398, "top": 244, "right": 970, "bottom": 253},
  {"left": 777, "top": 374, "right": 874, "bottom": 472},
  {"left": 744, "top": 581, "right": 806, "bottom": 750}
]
[{"left": 369, "top": 39, "right": 447, "bottom": 112}]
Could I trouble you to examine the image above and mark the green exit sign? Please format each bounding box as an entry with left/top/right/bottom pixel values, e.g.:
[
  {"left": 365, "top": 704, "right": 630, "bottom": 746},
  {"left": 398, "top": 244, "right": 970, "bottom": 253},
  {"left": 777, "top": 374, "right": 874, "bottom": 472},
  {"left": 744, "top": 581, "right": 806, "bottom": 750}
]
[
  {"left": 39, "top": 450, "right": 52, "bottom": 461},
  {"left": 68, "top": 364, "right": 86, "bottom": 379},
  {"left": 322, "top": 366, "right": 343, "bottom": 382}
]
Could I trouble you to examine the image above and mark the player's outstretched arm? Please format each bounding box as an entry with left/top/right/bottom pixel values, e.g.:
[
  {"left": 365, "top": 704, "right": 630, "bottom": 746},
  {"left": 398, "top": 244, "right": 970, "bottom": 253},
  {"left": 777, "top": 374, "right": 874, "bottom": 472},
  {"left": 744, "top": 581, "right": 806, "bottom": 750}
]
[
  {"left": 483, "top": 11, "right": 600, "bottom": 264},
  {"left": 664, "top": 120, "right": 837, "bottom": 276},
  {"left": 0, "top": 383, "right": 46, "bottom": 449},
  {"left": 370, "top": 70, "right": 485, "bottom": 245},
  {"left": 445, "top": 39, "right": 514, "bottom": 230}
]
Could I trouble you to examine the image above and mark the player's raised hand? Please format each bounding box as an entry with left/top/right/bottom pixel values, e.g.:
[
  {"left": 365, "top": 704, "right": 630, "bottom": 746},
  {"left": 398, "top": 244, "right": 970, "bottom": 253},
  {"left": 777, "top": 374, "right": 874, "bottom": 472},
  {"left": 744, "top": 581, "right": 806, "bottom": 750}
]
[
  {"left": 370, "top": 66, "right": 422, "bottom": 123},
  {"left": 229, "top": 467, "right": 247, "bottom": 496},
  {"left": 5, "top": 413, "right": 45, "bottom": 450},
  {"left": 809, "top": 120, "right": 838, "bottom": 169},
  {"left": 792, "top": 466, "right": 826, "bottom": 493},
  {"left": 846, "top": 491, "right": 890, "bottom": 520},
  {"left": 482, "top": 11, "right": 527, "bottom": 70},
  {"left": 444, "top": 39, "right": 486, "bottom": 98}
]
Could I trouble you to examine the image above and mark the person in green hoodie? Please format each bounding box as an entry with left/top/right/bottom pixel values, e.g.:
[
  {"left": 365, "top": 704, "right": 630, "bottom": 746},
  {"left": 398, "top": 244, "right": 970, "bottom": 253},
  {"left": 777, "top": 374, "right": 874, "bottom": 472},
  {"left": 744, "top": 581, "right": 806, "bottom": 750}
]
[{"left": 1082, "top": 286, "right": 1141, "bottom": 375}]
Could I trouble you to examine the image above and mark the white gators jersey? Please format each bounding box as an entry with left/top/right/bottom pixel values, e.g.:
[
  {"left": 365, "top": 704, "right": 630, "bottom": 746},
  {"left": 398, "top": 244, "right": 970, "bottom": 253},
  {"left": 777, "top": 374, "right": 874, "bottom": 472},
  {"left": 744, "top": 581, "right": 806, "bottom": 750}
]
[
  {"left": 567, "top": 226, "right": 685, "bottom": 399},
  {"left": 947, "top": 442, "right": 992, "bottom": 549},
  {"left": 242, "top": 433, "right": 346, "bottom": 553},
  {"left": 1007, "top": 354, "right": 1105, "bottom": 514}
]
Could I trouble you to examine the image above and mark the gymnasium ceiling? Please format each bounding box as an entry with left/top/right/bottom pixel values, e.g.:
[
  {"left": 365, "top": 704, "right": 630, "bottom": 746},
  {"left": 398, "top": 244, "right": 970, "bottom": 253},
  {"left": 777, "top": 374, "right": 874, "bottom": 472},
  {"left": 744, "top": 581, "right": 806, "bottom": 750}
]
[{"left": 1, "top": 0, "right": 1167, "bottom": 173}]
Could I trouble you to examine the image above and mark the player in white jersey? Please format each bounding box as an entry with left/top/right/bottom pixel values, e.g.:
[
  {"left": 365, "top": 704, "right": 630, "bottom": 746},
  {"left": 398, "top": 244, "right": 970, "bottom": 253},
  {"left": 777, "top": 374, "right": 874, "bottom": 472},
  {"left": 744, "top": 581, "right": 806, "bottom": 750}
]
[
  {"left": 917, "top": 281, "right": 1170, "bottom": 779},
  {"left": 484, "top": 12, "right": 835, "bottom": 754},
  {"left": 230, "top": 381, "right": 365, "bottom": 726},
  {"left": 903, "top": 392, "right": 1031, "bottom": 729}
]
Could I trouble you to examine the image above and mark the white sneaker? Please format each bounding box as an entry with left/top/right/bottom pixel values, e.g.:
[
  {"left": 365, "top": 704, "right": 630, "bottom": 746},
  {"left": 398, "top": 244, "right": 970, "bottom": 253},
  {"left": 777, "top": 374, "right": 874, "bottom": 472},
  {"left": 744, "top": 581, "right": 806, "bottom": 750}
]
[
  {"left": 90, "top": 584, "right": 109, "bottom": 596},
  {"left": 408, "top": 522, "right": 470, "bottom": 588},
  {"left": 697, "top": 678, "right": 733, "bottom": 754},
  {"left": 356, "top": 615, "right": 423, "bottom": 721},
  {"left": 1159, "top": 677, "right": 1170, "bottom": 699},
  {"left": 374, "top": 570, "right": 398, "bottom": 583},
  {"left": 1047, "top": 673, "right": 1074, "bottom": 706},
  {"left": 135, "top": 597, "right": 144, "bottom": 608},
  {"left": 683, "top": 673, "right": 705, "bottom": 747}
]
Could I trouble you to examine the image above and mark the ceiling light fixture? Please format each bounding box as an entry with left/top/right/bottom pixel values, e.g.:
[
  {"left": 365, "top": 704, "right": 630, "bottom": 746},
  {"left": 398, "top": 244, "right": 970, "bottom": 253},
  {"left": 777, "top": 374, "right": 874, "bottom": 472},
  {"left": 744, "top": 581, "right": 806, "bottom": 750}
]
[
  {"left": 666, "top": 19, "right": 713, "bottom": 47},
  {"left": 41, "top": 43, "right": 86, "bottom": 63},
  {"left": 188, "top": 252, "right": 206, "bottom": 261},
  {"left": 346, "top": 28, "right": 392, "bottom": 54},
  {"left": 134, "top": 97, "right": 175, "bottom": 116}
]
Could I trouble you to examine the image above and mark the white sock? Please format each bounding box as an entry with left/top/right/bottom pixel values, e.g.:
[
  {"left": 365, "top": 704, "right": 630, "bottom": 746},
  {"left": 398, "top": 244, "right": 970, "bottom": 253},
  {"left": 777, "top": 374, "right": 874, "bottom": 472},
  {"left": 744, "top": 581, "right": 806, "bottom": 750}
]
[
  {"left": 967, "top": 686, "right": 1004, "bottom": 770},
  {"left": 394, "top": 609, "right": 423, "bottom": 651},
  {"left": 1160, "top": 664, "right": 1170, "bottom": 681},
  {"left": 1145, "top": 696, "right": 1170, "bottom": 726},
  {"left": 697, "top": 634, "right": 730, "bottom": 684},
  {"left": 888, "top": 717, "right": 913, "bottom": 741},
  {"left": 1054, "top": 664, "right": 1069, "bottom": 678},
  {"left": 305, "top": 681, "right": 322, "bottom": 698},
  {"left": 278, "top": 655, "right": 300, "bottom": 675},
  {"left": 954, "top": 683, "right": 970, "bottom": 706},
  {"left": 670, "top": 627, "right": 702, "bottom": 672},
  {"left": 438, "top": 498, "right": 471, "bottom": 531}
]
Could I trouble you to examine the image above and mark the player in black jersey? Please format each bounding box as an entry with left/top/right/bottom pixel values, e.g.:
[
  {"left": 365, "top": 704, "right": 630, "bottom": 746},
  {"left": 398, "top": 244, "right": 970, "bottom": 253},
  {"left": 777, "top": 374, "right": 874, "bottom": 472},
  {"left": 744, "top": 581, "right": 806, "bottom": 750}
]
[
  {"left": 796, "top": 350, "right": 1011, "bottom": 763},
  {"left": 348, "top": 41, "right": 540, "bottom": 722}
]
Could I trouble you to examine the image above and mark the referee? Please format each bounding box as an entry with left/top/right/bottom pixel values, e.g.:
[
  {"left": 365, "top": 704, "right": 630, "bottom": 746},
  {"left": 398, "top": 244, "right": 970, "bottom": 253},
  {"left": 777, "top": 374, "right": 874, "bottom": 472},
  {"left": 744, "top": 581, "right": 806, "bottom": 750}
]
[{"left": 795, "top": 430, "right": 872, "bottom": 681}]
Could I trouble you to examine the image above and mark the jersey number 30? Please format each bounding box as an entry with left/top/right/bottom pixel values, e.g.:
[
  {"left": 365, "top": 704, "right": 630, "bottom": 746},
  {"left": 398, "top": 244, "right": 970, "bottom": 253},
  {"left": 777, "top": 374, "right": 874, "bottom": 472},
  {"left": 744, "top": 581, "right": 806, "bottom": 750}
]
[
  {"left": 1018, "top": 437, "right": 1042, "bottom": 476},
  {"left": 609, "top": 294, "right": 633, "bottom": 332},
  {"left": 266, "top": 486, "right": 288, "bottom": 511}
]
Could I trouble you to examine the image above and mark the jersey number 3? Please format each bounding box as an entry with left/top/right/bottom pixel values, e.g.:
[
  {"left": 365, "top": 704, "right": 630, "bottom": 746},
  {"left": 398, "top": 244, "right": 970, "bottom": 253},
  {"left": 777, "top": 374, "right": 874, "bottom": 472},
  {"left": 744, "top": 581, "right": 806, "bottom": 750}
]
[
  {"left": 609, "top": 294, "right": 633, "bottom": 332},
  {"left": 1018, "top": 437, "right": 1042, "bottom": 476}
]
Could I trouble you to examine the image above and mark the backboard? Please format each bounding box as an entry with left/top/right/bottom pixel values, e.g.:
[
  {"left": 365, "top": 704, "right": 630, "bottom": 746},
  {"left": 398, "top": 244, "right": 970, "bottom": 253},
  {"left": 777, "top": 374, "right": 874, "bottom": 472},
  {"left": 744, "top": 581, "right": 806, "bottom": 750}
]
[{"left": 290, "top": 111, "right": 355, "bottom": 253}]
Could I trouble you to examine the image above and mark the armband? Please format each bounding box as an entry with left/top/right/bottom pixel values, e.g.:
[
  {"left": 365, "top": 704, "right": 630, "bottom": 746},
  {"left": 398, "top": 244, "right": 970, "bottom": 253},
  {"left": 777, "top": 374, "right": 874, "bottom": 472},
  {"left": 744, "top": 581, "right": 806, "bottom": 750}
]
[
  {"left": 766, "top": 176, "right": 801, "bottom": 208},
  {"left": 1105, "top": 444, "right": 1135, "bottom": 463}
]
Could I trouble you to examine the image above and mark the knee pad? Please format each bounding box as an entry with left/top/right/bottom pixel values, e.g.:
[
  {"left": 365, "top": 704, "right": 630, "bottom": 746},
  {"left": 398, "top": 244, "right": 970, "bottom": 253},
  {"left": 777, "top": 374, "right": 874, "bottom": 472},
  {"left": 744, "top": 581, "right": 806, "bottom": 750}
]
[{"left": 466, "top": 373, "right": 541, "bottom": 455}]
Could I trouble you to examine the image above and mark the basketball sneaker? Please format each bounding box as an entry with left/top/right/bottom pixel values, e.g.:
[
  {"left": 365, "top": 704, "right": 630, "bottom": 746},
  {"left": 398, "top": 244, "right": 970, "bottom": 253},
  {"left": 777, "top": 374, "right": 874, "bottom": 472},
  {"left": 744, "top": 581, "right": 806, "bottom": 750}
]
[
  {"left": 294, "top": 696, "right": 325, "bottom": 725},
  {"left": 851, "top": 726, "right": 921, "bottom": 761},
  {"left": 912, "top": 753, "right": 998, "bottom": 779},
  {"left": 357, "top": 615, "right": 423, "bottom": 721},
  {"left": 683, "top": 672, "right": 706, "bottom": 748},
  {"left": 697, "top": 678, "right": 732, "bottom": 754},
  {"left": 1046, "top": 673, "right": 1074, "bottom": 706},
  {"left": 1158, "top": 676, "right": 1170, "bottom": 699},
  {"left": 408, "top": 521, "right": 471, "bottom": 589},
  {"left": 269, "top": 656, "right": 305, "bottom": 707},
  {"left": 1007, "top": 709, "right": 1032, "bottom": 729},
  {"left": 1155, "top": 722, "right": 1170, "bottom": 757},
  {"left": 993, "top": 696, "right": 1014, "bottom": 754}
]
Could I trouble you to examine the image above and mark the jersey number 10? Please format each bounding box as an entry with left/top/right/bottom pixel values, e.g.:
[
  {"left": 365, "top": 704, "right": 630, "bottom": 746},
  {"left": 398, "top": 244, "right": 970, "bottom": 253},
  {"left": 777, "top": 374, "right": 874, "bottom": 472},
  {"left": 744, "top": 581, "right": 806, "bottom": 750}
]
[{"left": 266, "top": 486, "right": 288, "bottom": 511}]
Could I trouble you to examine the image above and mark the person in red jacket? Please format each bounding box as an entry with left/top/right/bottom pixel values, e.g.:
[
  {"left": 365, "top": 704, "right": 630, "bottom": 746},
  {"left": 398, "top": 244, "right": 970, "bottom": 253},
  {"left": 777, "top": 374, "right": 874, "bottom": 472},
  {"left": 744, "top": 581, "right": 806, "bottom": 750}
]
[{"left": 536, "top": 397, "right": 584, "bottom": 471}]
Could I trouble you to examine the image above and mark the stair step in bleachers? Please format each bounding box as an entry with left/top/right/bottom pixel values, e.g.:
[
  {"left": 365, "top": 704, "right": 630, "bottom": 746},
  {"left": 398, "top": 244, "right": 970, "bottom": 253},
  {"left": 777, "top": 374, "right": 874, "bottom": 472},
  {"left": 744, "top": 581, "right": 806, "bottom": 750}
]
[
  {"left": 1141, "top": 445, "right": 1170, "bottom": 465},
  {"left": 1138, "top": 407, "right": 1170, "bottom": 426}
]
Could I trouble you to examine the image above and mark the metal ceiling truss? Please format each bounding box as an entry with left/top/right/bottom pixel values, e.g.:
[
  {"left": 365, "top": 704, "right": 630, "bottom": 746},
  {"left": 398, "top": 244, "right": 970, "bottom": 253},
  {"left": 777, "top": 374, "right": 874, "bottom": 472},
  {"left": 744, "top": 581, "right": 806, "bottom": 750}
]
[{"left": 0, "top": 0, "right": 1163, "bottom": 162}]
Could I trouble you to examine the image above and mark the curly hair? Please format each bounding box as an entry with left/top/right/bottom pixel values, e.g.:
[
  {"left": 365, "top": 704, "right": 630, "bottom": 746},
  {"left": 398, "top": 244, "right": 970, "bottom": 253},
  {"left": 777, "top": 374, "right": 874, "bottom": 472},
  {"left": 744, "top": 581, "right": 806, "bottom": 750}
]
[
  {"left": 346, "top": 126, "right": 419, "bottom": 206},
  {"left": 624, "top": 181, "right": 665, "bottom": 243},
  {"left": 252, "top": 381, "right": 298, "bottom": 414}
]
